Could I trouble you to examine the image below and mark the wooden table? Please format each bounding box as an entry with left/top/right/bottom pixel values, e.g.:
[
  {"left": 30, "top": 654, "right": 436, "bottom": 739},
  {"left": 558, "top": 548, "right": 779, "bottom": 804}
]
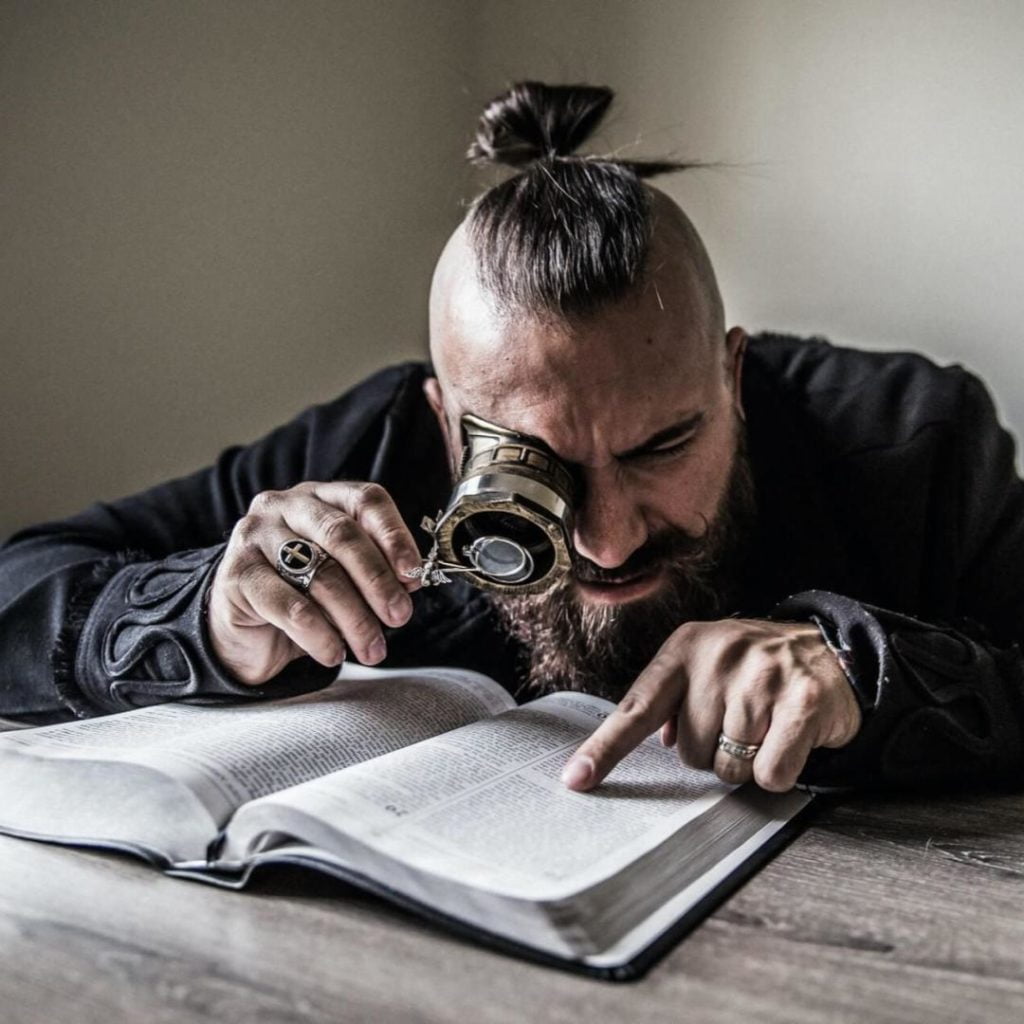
[{"left": 2, "top": 788, "right": 1023, "bottom": 1024}]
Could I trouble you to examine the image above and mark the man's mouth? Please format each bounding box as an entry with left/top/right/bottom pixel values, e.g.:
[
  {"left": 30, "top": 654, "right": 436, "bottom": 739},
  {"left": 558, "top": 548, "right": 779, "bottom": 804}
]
[{"left": 574, "top": 568, "right": 666, "bottom": 604}]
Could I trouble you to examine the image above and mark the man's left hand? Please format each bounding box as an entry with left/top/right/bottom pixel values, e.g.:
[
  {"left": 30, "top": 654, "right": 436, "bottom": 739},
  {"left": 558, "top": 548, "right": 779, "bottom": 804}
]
[{"left": 561, "top": 619, "right": 862, "bottom": 793}]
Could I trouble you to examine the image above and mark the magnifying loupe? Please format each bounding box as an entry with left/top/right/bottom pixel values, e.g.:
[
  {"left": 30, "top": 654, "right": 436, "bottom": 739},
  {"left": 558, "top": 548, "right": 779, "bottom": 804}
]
[{"left": 417, "top": 413, "right": 577, "bottom": 594}]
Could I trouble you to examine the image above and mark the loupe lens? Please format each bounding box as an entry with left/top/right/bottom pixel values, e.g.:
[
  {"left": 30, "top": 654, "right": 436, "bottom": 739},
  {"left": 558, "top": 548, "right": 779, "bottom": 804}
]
[
  {"left": 450, "top": 509, "right": 558, "bottom": 588},
  {"left": 465, "top": 536, "right": 534, "bottom": 583}
]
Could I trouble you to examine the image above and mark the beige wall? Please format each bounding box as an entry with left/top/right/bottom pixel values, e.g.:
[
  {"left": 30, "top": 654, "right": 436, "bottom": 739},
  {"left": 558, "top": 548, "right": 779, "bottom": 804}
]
[
  {"left": 3, "top": 0, "right": 1023, "bottom": 537},
  {"left": 0, "top": 0, "right": 478, "bottom": 536}
]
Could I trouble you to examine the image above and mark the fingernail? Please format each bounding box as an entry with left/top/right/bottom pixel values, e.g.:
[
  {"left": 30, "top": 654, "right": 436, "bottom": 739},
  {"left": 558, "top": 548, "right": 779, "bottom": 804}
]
[
  {"left": 389, "top": 592, "right": 413, "bottom": 625},
  {"left": 561, "top": 755, "right": 594, "bottom": 790},
  {"left": 398, "top": 558, "right": 421, "bottom": 580},
  {"left": 368, "top": 636, "right": 387, "bottom": 664}
]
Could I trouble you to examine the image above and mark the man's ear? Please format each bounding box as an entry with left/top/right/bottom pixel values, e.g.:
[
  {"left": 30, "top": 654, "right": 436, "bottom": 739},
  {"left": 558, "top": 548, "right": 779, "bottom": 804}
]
[
  {"left": 423, "top": 377, "right": 458, "bottom": 470},
  {"left": 725, "top": 326, "right": 748, "bottom": 422}
]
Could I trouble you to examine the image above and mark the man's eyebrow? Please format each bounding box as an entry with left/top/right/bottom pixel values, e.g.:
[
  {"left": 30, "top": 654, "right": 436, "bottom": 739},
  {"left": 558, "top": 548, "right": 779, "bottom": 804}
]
[{"left": 615, "top": 412, "right": 705, "bottom": 459}]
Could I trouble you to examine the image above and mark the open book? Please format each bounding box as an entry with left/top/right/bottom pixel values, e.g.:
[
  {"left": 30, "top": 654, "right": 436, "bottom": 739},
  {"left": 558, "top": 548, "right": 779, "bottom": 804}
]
[{"left": 0, "top": 665, "right": 810, "bottom": 979}]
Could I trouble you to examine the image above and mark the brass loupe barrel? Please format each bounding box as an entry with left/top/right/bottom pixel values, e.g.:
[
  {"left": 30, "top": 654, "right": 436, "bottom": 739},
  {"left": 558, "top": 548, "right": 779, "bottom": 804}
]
[{"left": 431, "top": 414, "right": 576, "bottom": 594}]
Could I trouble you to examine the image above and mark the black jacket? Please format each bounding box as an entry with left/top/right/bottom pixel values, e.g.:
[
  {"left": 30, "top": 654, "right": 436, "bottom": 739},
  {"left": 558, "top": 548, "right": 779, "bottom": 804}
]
[{"left": 3, "top": 334, "right": 1023, "bottom": 790}]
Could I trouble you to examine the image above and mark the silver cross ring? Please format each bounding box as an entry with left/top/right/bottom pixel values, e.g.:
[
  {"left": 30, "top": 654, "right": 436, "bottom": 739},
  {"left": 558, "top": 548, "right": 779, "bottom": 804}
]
[{"left": 275, "top": 538, "right": 328, "bottom": 593}]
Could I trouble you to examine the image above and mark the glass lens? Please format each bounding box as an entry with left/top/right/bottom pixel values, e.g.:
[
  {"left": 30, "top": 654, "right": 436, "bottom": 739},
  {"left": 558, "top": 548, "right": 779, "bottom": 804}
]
[
  {"left": 466, "top": 536, "right": 534, "bottom": 582},
  {"left": 451, "top": 509, "right": 557, "bottom": 586}
]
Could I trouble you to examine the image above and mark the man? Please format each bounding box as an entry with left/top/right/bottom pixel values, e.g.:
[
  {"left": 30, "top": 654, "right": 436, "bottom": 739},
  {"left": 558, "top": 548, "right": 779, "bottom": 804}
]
[{"left": 2, "top": 82, "right": 1022, "bottom": 794}]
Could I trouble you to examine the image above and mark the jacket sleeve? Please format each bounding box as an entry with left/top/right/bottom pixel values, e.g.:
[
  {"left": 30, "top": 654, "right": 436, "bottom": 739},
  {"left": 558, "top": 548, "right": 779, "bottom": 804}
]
[
  {"left": 0, "top": 365, "right": 415, "bottom": 724},
  {"left": 776, "top": 373, "right": 1024, "bottom": 790}
]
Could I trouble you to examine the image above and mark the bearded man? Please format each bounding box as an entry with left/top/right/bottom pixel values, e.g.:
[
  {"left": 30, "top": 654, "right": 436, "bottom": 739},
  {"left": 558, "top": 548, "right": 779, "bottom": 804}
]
[{"left": 2, "top": 82, "right": 1022, "bottom": 794}]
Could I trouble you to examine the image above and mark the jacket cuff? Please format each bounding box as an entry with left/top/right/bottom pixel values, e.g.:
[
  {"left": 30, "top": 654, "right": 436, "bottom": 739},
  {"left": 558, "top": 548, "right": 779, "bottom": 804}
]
[
  {"left": 52, "top": 550, "right": 151, "bottom": 717},
  {"left": 770, "top": 590, "right": 886, "bottom": 713},
  {"left": 769, "top": 590, "right": 1024, "bottom": 789},
  {"left": 68, "top": 545, "right": 336, "bottom": 714}
]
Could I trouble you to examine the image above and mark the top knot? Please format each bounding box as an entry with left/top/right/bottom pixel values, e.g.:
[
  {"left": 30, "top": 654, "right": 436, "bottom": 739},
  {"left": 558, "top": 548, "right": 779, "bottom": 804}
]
[
  {"left": 462, "top": 80, "right": 712, "bottom": 320},
  {"left": 467, "top": 81, "right": 614, "bottom": 168}
]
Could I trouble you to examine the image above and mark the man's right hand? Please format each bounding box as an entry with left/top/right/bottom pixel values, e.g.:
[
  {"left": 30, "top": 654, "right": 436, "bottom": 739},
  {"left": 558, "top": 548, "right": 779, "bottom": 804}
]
[{"left": 206, "top": 481, "right": 423, "bottom": 685}]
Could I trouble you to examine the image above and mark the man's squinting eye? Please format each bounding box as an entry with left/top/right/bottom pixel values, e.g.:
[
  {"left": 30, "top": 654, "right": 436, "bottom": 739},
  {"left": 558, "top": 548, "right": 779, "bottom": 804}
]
[
  {"left": 616, "top": 413, "right": 705, "bottom": 466},
  {"left": 629, "top": 434, "right": 696, "bottom": 464}
]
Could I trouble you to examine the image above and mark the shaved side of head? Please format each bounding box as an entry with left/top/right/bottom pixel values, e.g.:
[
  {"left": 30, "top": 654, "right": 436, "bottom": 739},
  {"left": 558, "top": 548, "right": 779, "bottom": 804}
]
[
  {"left": 645, "top": 189, "right": 725, "bottom": 342},
  {"left": 428, "top": 185, "right": 726, "bottom": 408}
]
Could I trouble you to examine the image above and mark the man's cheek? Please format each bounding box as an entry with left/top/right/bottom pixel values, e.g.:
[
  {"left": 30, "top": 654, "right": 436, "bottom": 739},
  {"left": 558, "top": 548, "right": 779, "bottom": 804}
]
[{"left": 645, "top": 479, "right": 714, "bottom": 538}]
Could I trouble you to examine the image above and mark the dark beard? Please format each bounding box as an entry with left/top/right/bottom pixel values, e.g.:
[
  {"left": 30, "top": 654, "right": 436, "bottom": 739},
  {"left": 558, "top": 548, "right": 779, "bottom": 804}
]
[{"left": 489, "top": 433, "right": 756, "bottom": 702}]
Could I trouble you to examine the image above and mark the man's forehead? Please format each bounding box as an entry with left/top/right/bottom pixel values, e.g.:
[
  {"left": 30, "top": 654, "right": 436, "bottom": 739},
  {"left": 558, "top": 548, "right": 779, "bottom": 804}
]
[{"left": 443, "top": 314, "right": 716, "bottom": 463}]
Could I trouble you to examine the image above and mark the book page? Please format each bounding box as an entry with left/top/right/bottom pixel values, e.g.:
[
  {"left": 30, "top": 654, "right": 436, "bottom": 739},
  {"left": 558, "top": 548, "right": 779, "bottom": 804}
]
[
  {"left": 0, "top": 665, "right": 514, "bottom": 840},
  {"left": 226, "top": 690, "right": 733, "bottom": 900}
]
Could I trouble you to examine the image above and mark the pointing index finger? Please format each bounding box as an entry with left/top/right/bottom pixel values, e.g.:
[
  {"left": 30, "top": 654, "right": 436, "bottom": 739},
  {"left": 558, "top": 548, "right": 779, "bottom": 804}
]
[{"left": 561, "top": 660, "right": 686, "bottom": 791}]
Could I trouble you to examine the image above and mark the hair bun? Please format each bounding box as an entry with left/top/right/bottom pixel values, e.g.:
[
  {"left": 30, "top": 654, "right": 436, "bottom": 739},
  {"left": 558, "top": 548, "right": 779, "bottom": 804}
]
[{"left": 468, "top": 81, "right": 614, "bottom": 168}]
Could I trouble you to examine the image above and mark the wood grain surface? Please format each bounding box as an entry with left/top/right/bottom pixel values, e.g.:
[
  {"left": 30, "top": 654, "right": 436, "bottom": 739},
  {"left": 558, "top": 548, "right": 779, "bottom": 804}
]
[{"left": 2, "top": 789, "right": 1023, "bottom": 1024}]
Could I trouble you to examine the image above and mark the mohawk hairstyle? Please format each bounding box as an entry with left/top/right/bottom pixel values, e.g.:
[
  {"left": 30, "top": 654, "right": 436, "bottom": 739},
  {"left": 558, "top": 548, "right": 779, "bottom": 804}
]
[{"left": 466, "top": 81, "right": 700, "bottom": 319}]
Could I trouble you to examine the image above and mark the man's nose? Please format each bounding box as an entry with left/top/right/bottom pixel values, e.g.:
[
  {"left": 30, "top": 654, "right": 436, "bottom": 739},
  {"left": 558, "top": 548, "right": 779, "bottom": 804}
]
[{"left": 572, "top": 473, "right": 648, "bottom": 569}]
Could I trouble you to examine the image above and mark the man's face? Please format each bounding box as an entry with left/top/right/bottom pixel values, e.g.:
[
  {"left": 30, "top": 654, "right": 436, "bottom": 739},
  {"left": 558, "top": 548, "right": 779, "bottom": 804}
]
[{"left": 428, "top": 246, "right": 751, "bottom": 698}]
